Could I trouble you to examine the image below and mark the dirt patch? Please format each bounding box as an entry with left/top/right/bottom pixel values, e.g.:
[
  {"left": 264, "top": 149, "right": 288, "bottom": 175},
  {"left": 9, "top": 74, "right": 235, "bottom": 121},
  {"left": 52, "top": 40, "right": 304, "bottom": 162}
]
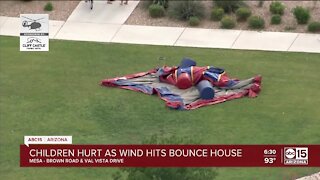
[
  {"left": 0, "top": 1, "right": 80, "bottom": 21},
  {"left": 126, "top": 1, "right": 320, "bottom": 33}
]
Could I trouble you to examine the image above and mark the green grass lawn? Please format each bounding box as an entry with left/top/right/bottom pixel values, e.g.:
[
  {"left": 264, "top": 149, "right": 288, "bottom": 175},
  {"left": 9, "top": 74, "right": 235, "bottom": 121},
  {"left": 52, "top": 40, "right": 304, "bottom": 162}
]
[{"left": 0, "top": 36, "right": 320, "bottom": 179}]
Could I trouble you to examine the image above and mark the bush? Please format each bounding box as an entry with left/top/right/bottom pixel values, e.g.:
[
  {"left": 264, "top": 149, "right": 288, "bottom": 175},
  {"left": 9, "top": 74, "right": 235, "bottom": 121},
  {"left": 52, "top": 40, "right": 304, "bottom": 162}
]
[
  {"left": 293, "top": 6, "right": 310, "bottom": 24},
  {"left": 248, "top": 16, "right": 265, "bottom": 29},
  {"left": 271, "top": 14, "right": 281, "bottom": 25},
  {"left": 211, "top": 7, "right": 224, "bottom": 21},
  {"left": 308, "top": 22, "right": 320, "bottom": 32},
  {"left": 220, "top": 16, "right": 236, "bottom": 29},
  {"left": 214, "top": 0, "right": 245, "bottom": 13},
  {"left": 189, "top": 16, "right": 200, "bottom": 26},
  {"left": 143, "top": 0, "right": 169, "bottom": 9},
  {"left": 235, "top": 7, "right": 251, "bottom": 21},
  {"left": 168, "top": 0, "right": 205, "bottom": 21},
  {"left": 269, "top": 1, "right": 285, "bottom": 15},
  {"left": 44, "top": 2, "right": 53, "bottom": 11},
  {"left": 154, "top": 0, "right": 169, "bottom": 9},
  {"left": 148, "top": 4, "right": 165, "bottom": 18}
]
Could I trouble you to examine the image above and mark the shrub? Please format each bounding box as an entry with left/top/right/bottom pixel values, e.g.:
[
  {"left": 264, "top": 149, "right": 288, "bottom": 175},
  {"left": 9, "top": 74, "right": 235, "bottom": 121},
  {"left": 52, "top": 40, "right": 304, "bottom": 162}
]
[
  {"left": 269, "top": 1, "right": 285, "bottom": 15},
  {"left": 153, "top": 0, "right": 169, "bottom": 9},
  {"left": 189, "top": 16, "right": 200, "bottom": 26},
  {"left": 214, "top": 0, "right": 245, "bottom": 13},
  {"left": 211, "top": 7, "right": 224, "bottom": 21},
  {"left": 149, "top": 4, "right": 165, "bottom": 18},
  {"left": 271, "top": 14, "right": 281, "bottom": 25},
  {"left": 293, "top": 6, "right": 310, "bottom": 24},
  {"left": 220, "top": 16, "right": 236, "bottom": 29},
  {"left": 308, "top": 22, "right": 320, "bottom": 32},
  {"left": 235, "top": 7, "right": 251, "bottom": 21},
  {"left": 143, "top": 0, "right": 169, "bottom": 9},
  {"left": 168, "top": 0, "right": 205, "bottom": 21},
  {"left": 248, "top": 16, "right": 265, "bottom": 29},
  {"left": 44, "top": 2, "right": 53, "bottom": 11}
]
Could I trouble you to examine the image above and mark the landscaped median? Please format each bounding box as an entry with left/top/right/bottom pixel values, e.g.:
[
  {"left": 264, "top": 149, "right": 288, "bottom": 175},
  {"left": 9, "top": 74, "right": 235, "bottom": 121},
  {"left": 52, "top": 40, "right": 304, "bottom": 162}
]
[
  {"left": 127, "top": 0, "right": 320, "bottom": 33},
  {"left": 1, "top": 36, "right": 320, "bottom": 179}
]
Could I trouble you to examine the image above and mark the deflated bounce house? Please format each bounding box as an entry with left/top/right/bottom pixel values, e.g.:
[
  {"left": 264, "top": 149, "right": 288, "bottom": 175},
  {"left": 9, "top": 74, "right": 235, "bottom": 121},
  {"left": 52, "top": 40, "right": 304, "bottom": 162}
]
[{"left": 101, "top": 58, "right": 262, "bottom": 110}]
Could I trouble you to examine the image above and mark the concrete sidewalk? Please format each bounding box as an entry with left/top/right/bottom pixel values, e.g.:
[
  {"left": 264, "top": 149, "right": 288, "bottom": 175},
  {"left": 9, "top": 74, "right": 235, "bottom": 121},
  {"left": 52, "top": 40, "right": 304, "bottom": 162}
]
[
  {"left": 67, "top": 0, "right": 139, "bottom": 24},
  {"left": 0, "top": 16, "right": 65, "bottom": 39},
  {"left": 0, "top": 0, "right": 319, "bottom": 53},
  {"left": 296, "top": 172, "right": 320, "bottom": 180}
]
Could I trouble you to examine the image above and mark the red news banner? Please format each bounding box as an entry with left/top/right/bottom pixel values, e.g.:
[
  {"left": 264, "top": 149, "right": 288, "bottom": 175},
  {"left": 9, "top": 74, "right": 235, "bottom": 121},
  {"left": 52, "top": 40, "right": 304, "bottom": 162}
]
[{"left": 20, "top": 145, "right": 320, "bottom": 167}]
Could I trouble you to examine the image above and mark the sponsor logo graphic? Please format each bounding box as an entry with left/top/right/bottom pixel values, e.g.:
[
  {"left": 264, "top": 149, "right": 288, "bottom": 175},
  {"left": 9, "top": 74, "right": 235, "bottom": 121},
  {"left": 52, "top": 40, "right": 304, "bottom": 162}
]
[
  {"left": 20, "top": 14, "right": 49, "bottom": 51},
  {"left": 26, "top": 37, "right": 42, "bottom": 44},
  {"left": 284, "top": 147, "right": 308, "bottom": 165},
  {"left": 21, "top": 16, "right": 43, "bottom": 31}
]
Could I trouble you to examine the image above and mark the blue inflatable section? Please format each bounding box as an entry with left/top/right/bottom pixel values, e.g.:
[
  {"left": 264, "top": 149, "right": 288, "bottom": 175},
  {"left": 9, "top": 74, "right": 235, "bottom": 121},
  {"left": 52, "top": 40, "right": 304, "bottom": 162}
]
[
  {"left": 176, "top": 67, "right": 191, "bottom": 77},
  {"left": 180, "top": 58, "right": 196, "bottom": 68},
  {"left": 196, "top": 80, "right": 215, "bottom": 100}
]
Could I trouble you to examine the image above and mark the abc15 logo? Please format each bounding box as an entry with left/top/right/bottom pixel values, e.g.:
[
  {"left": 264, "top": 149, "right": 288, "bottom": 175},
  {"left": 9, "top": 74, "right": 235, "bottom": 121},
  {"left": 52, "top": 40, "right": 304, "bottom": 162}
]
[{"left": 284, "top": 147, "right": 308, "bottom": 160}]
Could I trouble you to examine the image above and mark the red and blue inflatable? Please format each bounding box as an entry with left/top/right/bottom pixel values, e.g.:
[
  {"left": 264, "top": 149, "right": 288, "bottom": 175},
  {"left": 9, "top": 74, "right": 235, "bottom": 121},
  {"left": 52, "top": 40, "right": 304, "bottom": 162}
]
[{"left": 101, "top": 58, "right": 262, "bottom": 110}]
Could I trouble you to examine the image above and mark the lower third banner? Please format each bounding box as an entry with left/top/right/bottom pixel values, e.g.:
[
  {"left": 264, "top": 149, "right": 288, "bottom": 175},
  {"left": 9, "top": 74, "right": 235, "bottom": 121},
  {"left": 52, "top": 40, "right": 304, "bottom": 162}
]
[{"left": 20, "top": 145, "right": 320, "bottom": 167}]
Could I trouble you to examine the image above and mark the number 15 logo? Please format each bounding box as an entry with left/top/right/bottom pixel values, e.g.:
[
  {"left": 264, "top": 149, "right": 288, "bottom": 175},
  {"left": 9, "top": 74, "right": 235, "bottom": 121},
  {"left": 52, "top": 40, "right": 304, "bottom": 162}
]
[{"left": 295, "top": 148, "right": 308, "bottom": 160}]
